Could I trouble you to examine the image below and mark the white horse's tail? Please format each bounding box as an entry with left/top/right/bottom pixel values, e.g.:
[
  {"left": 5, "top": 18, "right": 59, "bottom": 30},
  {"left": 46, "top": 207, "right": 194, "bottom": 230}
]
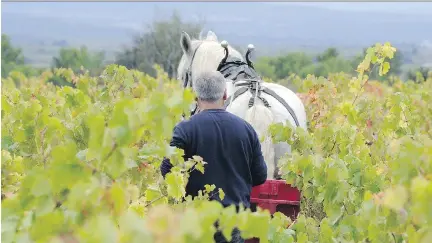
[{"left": 244, "top": 104, "right": 275, "bottom": 179}]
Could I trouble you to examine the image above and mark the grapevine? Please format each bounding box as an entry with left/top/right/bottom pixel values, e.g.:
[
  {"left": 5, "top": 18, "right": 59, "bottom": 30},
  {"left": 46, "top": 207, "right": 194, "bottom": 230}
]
[{"left": 1, "top": 43, "right": 431, "bottom": 243}]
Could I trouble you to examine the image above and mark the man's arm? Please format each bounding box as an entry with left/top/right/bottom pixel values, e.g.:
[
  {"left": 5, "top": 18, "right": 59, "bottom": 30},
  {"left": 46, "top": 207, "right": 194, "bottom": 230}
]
[
  {"left": 250, "top": 129, "right": 268, "bottom": 186},
  {"left": 160, "top": 125, "right": 188, "bottom": 178}
]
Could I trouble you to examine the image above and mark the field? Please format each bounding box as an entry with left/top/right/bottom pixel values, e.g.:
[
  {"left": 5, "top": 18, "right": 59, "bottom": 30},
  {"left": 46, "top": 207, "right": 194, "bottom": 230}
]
[{"left": 1, "top": 43, "right": 431, "bottom": 243}]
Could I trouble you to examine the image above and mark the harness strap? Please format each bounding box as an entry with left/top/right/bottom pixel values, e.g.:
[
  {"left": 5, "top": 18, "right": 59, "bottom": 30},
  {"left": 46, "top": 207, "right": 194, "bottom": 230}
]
[
  {"left": 224, "top": 87, "right": 249, "bottom": 109},
  {"left": 186, "top": 45, "right": 300, "bottom": 128},
  {"left": 249, "top": 95, "right": 270, "bottom": 108},
  {"left": 261, "top": 87, "right": 300, "bottom": 127},
  {"left": 217, "top": 59, "right": 260, "bottom": 82},
  {"left": 224, "top": 86, "right": 300, "bottom": 127}
]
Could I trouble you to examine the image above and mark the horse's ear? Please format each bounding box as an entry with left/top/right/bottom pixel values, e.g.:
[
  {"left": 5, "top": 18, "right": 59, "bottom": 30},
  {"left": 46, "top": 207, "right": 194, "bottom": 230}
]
[
  {"left": 180, "top": 31, "right": 192, "bottom": 56},
  {"left": 206, "top": 30, "right": 218, "bottom": 41},
  {"left": 198, "top": 30, "right": 205, "bottom": 40}
]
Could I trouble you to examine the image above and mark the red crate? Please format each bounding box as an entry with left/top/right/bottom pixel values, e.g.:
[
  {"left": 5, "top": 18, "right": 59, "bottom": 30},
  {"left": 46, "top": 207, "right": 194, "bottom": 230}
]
[{"left": 245, "top": 180, "right": 301, "bottom": 243}]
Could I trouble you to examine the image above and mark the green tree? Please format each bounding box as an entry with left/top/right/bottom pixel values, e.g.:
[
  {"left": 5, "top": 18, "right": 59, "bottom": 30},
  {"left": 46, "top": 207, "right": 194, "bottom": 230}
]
[
  {"left": 316, "top": 47, "right": 339, "bottom": 62},
  {"left": 1, "top": 34, "right": 25, "bottom": 78},
  {"left": 314, "top": 57, "right": 354, "bottom": 77},
  {"left": 255, "top": 52, "right": 315, "bottom": 80},
  {"left": 254, "top": 56, "right": 277, "bottom": 80},
  {"left": 313, "top": 48, "right": 354, "bottom": 77},
  {"left": 52, "top": 46, "right": 105, "bottom": 75},
  {"left": 255, "top": 48, "right": 353, "bottom": 80},
  {"left": 49, "top": 46, "right": 105, "bottom": 86},
  {"left": 407, "top": 66, "right": 431, "bottom": 83},
  {"left": 115, "top": 12, "right": 204, "bottom": 78},
  {"left": 1, "top": 34, "right": 43, "bottom": 79}
]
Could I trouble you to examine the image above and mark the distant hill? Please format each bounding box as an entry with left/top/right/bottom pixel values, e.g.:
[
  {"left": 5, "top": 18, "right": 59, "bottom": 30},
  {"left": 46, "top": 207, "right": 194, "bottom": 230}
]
[{"left": 2, "top": 2, "right": 432, "bottom": 67}]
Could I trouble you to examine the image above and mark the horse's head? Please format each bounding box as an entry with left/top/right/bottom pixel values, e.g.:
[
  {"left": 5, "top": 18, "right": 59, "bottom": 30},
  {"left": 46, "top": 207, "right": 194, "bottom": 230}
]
[{"left": 177, "top": 30, "right": 244, "bottom": 88}]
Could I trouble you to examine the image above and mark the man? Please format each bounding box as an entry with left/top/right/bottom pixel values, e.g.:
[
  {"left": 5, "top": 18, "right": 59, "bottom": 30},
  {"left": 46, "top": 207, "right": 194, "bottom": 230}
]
[{"left": 160, "top": 70, "right": 267, "bottom": 243}]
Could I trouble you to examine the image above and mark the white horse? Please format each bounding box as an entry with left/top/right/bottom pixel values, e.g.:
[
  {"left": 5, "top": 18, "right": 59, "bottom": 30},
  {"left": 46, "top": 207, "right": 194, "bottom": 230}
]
[{"left": 177, "top": 30, "right": 308, "bottom": 179}]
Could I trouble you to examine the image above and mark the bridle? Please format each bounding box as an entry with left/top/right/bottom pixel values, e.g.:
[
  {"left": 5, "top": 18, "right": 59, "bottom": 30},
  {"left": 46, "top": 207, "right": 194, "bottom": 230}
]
[
  {"left": 180, "top": 42, "right": 204, "bottom": 117},
  {"left": 182, "top": 42, "right": 203, "bottom": 90}
]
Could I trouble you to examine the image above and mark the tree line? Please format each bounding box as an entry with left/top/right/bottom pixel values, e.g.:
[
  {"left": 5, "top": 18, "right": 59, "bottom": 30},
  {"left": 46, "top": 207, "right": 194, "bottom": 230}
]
[{"left": 2, "top": 13, "right": 430, "bottom": 85}]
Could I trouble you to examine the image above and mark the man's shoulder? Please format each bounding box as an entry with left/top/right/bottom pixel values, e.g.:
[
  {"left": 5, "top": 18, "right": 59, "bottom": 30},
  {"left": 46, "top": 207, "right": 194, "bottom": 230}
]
[
  {"left": 175, "top": 119, "right": 191, "bottom": 130},
  {"left": 175, "top": 113, "right": 210, "bottom": 130},
  {"left": 186, "top": 110, "right": 253, "bottom": 131},
  {"left": 220, "top": 111, "right": 257, "bottom": 137}
]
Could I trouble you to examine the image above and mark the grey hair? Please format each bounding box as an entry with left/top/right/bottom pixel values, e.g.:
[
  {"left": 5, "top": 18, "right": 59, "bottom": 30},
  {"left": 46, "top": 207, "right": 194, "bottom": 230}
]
[{"left": 193, "top": 71, "right": 226, "bottom": 102}]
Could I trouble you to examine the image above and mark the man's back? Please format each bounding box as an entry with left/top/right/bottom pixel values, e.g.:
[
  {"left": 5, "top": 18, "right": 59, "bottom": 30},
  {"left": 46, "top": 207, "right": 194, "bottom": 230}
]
[{"left": 164, "top": 108, "right": 267, "bottom": 208}]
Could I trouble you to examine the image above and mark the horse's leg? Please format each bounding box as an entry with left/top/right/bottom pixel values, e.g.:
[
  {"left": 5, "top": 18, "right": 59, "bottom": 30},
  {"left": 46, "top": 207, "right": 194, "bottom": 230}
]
[{"left": 273, "top": 141, "right": 291, "bottom": 179}]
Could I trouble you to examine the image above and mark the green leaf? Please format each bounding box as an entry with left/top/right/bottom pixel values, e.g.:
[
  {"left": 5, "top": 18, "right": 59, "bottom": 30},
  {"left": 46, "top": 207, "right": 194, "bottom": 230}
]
[
  {"left": 1, "top": 136, "right": 14, "bottom": 150},
  {"left": 218, "top": 188, "right": 225, "bottom": 201},
  {"left": 118, "top": 211, "right": 153, "bottom": 243},
  {"left": 204, "top": 184, "right": 216, "bottom": 194},
  {"left": 379, "top": 61, "right": 390, "bottom": 76},
  {"left": 219, "top": 205, "right": 238, "bottom": 242},
  {"left": 31, "top": 176, "right": 52, "bottom": 197},
  {"left": 29, "top": 211, "right": 65, "bottom": 241},
  {"left": 165, "top": 171, "right": 186, "bottom": 200},
  {"left": 1, "top": 215, "right": 20, "bottom": 243},
  {"left": 319, "top": 218, "right": 333, "bottom": 243},
  {"left": 180, "top": 208, "right": 202, "bottom": 239},
  {"left": 382, "top": 185, "right": 407, "bottom": 211},
  {"left": 297, "top": 232, "right": 309, "bottom": 243},
  {"left": 145, "top": 185, "right": 163, "bottom": 202},
  {"left": 77, "top": 214, "right": 118, "bottom": 243},
  {"left": 51, "top": 143, "right": 78, "bottom": 165},
  {"left": 194, "top": 160, "right": 206, "bottom": 174},
  {"left": 110, "top": 182, "right": 127, "bottom": 215},
  {"left": 86, "top": 115, "right": 105, "bottom": 161},
  {"left": 103, "top": 150, "right": 129, "bottom": 179}
]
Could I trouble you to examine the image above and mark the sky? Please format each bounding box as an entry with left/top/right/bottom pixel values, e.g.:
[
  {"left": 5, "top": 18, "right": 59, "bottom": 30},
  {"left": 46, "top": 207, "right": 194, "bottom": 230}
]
[
  {"left": 268, "top": 2, "right": 432, "bottom": 14},
  {"left": 3, "top": 2, "right": 432, "bottom": 14}
]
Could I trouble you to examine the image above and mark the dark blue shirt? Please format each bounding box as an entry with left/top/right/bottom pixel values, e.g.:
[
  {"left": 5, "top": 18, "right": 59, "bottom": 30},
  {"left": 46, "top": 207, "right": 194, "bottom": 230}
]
[{"left": 160, "top": 108, "right": 267, "bottom": 208}]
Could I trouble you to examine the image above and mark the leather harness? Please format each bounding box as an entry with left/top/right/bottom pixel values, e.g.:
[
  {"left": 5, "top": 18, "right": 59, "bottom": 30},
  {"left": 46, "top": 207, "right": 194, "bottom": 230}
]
[{"left": 181, "top": 44, "right": 300, "bottom": 127}]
